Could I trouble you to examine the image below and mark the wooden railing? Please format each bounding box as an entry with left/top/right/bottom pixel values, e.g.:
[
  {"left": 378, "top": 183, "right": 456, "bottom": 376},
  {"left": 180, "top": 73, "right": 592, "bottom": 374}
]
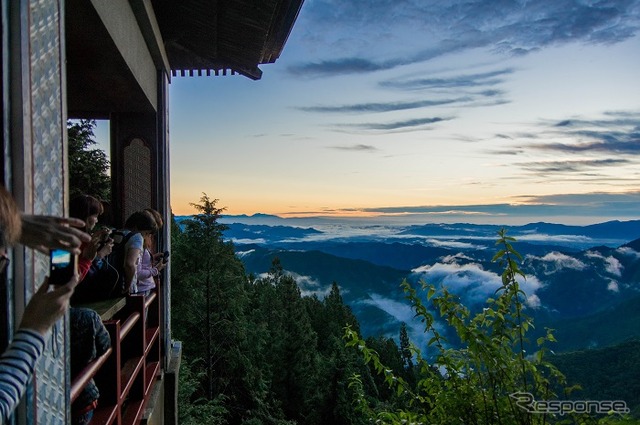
[{"left": 71, "top": 291, "right": 162, "bottom": 425}]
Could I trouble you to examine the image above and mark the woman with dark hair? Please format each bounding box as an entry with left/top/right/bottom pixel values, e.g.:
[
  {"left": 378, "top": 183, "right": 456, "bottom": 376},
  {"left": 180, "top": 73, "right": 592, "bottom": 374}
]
[
  {"left": 135, "top": 209, "right": 165, "bottom": 296},
  {"left": 121, "top": 211, "right": 158, "bottom": 294},
  {"left": 69, "top": 195, "right": 113, "bottom": 281},
  {"left": 69, "top": 195, "right": 104, "bottom": 232}
]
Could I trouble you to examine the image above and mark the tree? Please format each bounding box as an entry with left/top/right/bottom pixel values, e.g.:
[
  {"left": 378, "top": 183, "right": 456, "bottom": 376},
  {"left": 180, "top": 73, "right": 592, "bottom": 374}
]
[
  {"left": 398, "top": 322, "right": 415, "bottom": 384},
  {"left": 67, "top": 119, "right": 110, "bottom": 200},
  {"left": 172, "top": 195, "right": 269, "bottom": 424}
]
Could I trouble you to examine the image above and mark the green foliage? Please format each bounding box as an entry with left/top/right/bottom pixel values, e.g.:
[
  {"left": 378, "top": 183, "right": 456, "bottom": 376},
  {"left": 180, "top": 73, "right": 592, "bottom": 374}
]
[
  {"left": 171, "top": 195, "right": 259, "bottom": 423},
  {"left": 345, "top": 229, "right": 635, "bottom": 424},
  {"left": 67, "top": 119, "right": 110, "bottom": 200},
  {"left": 172, "top": 196, "right": 371, "bottom": 424},
  {"left": 550, "top": 340, "right": 640, "bottom": 417},
  {"left": 178, "top": 359, "right": 229, "bottom": 425}
]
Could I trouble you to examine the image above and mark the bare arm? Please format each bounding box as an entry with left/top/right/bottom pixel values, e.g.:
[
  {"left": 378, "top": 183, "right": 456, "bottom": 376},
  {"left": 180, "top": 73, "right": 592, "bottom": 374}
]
[
  {"left": 124, "top": 248, "right": 141, "bottom": 293},
  {"left": 19, "top": 274, "right": 79, "bottom": 336}
]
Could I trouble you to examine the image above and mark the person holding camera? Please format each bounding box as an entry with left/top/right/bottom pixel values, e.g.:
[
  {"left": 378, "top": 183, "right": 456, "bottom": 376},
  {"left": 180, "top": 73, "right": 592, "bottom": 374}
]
[
  {"left": 69, "top": 195, "right": 113, "bottom": 281},
  {"left": 0, "top": 185, "right": 89, "bottom": 423}
]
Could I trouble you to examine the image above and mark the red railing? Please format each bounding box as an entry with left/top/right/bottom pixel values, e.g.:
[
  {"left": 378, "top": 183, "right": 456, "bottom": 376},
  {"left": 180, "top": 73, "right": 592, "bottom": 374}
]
[{"left": 71, "top": 292, "right": 162, "bottom": 425}]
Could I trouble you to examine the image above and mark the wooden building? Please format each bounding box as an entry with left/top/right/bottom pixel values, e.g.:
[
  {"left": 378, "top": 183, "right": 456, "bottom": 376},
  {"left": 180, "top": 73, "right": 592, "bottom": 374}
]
[{"left": 0, "top": 1, "right": 304, "bottom": 424}]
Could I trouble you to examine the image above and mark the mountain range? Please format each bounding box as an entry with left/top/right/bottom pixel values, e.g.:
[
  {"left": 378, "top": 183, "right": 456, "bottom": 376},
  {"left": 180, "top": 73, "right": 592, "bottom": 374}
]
[
  {"left": 176, "top": 214, "right": 640, "bottom": 413},
  {"left": 177, "top": 215, "right": 640, "bottom": 353}
]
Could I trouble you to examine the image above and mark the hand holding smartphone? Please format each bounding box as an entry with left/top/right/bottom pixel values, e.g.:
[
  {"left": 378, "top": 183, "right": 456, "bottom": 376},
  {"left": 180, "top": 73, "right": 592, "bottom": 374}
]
[{"left": 49, "top": 249, "right": 77, "bottom": 286}]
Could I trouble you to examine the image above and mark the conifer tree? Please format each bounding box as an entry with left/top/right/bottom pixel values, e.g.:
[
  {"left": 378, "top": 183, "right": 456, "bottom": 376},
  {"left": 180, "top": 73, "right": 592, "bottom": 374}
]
[{"left": 172, "top": 195, "right": 267, "bottom": 424}]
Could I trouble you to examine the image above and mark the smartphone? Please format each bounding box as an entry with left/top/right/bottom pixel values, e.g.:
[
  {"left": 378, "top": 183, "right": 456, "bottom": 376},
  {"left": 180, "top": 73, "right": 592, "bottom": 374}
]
[
  {"left": 163, "top": 250, "right": 170, "bottom": 263},
  {"left": 49, "top": 249, "right": 77, "bottom": 286}
]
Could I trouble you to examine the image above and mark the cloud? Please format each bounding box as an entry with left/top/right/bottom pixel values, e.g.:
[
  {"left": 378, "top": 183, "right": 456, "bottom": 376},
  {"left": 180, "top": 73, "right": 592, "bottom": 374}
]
[
  {"left": 360, "top": 293, "right": 419, "bottom": 324},
  {"left": 607, "top": 279, "right": 620, "bottom": 292},
  {"left": 529, "top": 252, "right": 587, "bottom": 273},
  {"left": 358, "top": 293, "right": 441, "bottom": 345},
  {"left": 518, "top": 159, "right": 630, "bottom": 174},
  {"left": 290, "top": 0, "right": 640, "bottom": 77},
  {"left": 298, "top": 97, "right": 471, "bottom": 114},
  {"left": 515, "top": 233, "right": 594, "bottom": 245},
  {"left": 493, "top": 111, "right": 640, "bottom": 160},
  {"left": 230, "top": 238, "right": 267, "bottom": 245},
  {"left": 527, "top": 294, "right": 541, "bottom": 309},
  {"left": 420, "top": 238, "right": 483, "bottom": 250},
  {"left": 514, "top": 191, "right": 640, "bottom": 217},
  {"left": 441, "top": 253, "right": 475, "bottom": 263},
  {"left": 328, "top": 144, "right": 378, "bottom": 152},
  {"left": 337, "top": 116, "right": 453, "bottom": 131},
  {"left": 585, "top": 251, "right": 624, "bottom": 276},
  {"left": 287, "top": 271, "right": 335, "bottom": 298},
  {"left": 357, "top": 193, "right": 640, "bottom": 220},
  {"left": 271, "top": 192, "right": 640, "bottom": 225},
  {"left": 380, "top": 68, "right": 515, "bottom": 90},
  {"left": 617, "top": 246, "right": 640, "bottom": 259},
  {"left": 235, "top": 249, "right": 256, "bottom": 258},
  {"left": 411, "top": 261, "right": 542, "bottom": 306}
]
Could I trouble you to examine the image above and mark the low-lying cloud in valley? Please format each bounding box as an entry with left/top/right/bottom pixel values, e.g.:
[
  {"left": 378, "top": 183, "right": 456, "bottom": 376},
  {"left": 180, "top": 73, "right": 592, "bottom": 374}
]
[{"left": 411, "top": 260, "right": 542, "bottom": 309}]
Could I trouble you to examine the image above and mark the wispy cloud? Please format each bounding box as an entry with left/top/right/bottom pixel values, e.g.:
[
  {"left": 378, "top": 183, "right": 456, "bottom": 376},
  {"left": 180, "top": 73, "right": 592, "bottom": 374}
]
[
  {"left": 289, "top": 271, "right": 336, "bottom": 298},
  {"left": 585, "top": 251, "right": 624, "bottom": 276},
  {"left": 298, "top": 97, "right": 471, "bottom": 114},
  {"left": 527, "top": 252, "right": 587, "bottom": 273},
  {"left": 617, "top": 246, "right": 640, "bottom": 259},
  {"left": 337, "top": 116, "right": 453, "bottom": 131},
  {"left": 328, "top": 144, "right": 378, "bottom": 152},
  {"left": 519, "top": 159, "right": 630, "bottom": 174},
  {"left": 506, "top": 111, "right": 640, "bottom": 157},
  {"left": 380, "top": 69, "right": 515, "bottom": 90},
  {"left": 290, "top": 0, "right": 640, "bottom": 77}
]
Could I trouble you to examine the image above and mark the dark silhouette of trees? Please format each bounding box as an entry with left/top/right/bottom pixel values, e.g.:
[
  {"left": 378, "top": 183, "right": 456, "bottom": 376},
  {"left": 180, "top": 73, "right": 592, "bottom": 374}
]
[{"left": 67, "top": 119, "right": 110, "bottom": 200}]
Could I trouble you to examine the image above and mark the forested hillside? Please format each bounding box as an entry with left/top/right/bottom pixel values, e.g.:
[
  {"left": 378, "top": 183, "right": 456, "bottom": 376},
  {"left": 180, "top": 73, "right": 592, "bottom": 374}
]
[
  {"left": 171, "top": 196, "right": 639, "bottom": 424},
  {"left": 171, "top": 196, "right": 413, "bottom": 425}
]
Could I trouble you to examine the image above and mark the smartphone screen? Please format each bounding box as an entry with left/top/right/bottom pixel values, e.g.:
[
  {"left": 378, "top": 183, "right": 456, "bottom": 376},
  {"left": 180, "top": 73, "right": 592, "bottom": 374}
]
[{"left": 49, "top": 249, "right": 76, "bottom": 285}]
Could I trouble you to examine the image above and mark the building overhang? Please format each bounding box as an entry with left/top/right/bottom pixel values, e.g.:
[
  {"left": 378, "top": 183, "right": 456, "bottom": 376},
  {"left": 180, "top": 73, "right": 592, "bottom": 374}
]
[
  {"left": 65, "top": 0, "right": 304, "bottom": 118},
  {"left": 149, "top": 0, "right": 304, "bottom": 81},
  {"left": 66, "top": 0, "right": 160, "bottom": 118}
]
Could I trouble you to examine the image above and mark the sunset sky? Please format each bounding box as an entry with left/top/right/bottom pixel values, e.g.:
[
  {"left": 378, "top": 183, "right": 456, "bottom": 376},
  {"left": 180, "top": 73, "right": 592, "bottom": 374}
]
[{"left": 98, "top": 0, "right": 640, "bottom": 225}]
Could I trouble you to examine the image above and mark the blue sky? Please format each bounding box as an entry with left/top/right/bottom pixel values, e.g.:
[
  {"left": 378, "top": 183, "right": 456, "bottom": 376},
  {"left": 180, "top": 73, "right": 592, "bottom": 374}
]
[{"left": 99, "top": 0, "right": 640, "bottom": 225}]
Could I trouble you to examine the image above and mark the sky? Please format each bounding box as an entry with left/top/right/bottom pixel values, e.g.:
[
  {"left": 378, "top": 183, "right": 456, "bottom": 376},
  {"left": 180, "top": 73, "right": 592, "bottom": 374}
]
[{"left": 98, "top": 0, "right": 640, "bottom": 225}]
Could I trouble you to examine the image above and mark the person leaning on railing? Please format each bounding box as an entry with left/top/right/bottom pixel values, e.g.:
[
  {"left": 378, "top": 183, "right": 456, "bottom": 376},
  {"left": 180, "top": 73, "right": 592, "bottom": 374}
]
[
  {"left": 0, "top": 186, "right": 90, "bottom": 424},
  {"left": 135, "top": 209, "right": 165, "bottom": 297}
]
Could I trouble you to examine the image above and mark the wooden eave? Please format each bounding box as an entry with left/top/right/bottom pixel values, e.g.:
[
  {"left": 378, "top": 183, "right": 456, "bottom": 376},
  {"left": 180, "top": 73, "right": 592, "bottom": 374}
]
[{"left": 150, "top": 0, "right": 304, "bottom": 80}]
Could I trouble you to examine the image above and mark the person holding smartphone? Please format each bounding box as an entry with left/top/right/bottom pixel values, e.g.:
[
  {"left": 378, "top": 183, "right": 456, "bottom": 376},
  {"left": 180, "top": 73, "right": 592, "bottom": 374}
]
[
  {"left": 0, "top": 186, "right": 87, "bottom": 423},
  {"left": 134, "top": 210, "right": 165, "bottom": 297}
]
